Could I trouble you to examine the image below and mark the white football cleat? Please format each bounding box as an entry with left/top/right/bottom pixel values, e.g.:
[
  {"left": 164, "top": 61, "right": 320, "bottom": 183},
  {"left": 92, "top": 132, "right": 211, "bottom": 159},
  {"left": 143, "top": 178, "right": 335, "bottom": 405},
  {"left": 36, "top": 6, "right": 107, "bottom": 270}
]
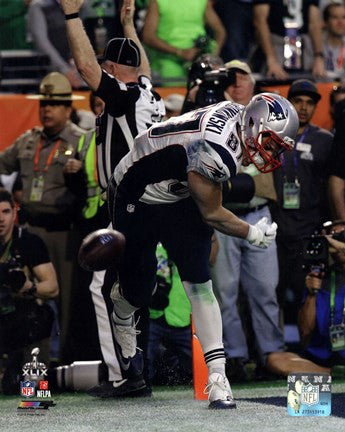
[{"left": 204, "top": 372, "right": 237, "bottom": 409}]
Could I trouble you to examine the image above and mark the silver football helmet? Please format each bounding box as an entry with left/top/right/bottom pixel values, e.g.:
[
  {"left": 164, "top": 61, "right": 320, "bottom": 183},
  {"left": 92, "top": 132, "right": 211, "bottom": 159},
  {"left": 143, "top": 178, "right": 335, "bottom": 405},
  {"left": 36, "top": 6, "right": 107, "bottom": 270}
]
[{"left": 240, "top": 92, "right": 299, "bottom": 173}]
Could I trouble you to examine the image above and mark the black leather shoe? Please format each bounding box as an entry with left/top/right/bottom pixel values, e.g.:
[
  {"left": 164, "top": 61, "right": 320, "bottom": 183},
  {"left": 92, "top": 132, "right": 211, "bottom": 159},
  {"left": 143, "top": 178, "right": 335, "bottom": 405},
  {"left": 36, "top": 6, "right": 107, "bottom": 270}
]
[{"left": 86, "top": 377, "right": 150, "bottom": 398}]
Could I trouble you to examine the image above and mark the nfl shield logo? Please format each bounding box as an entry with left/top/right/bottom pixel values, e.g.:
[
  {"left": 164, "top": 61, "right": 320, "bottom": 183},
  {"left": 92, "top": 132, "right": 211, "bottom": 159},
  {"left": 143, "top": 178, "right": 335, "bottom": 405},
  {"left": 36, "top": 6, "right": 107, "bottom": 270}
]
[
  {"left": 20, "top": 381, "right": 35, "bottom": 398},
  {"left": 301, "top": 383, "right": 319, "bottom": 406}
]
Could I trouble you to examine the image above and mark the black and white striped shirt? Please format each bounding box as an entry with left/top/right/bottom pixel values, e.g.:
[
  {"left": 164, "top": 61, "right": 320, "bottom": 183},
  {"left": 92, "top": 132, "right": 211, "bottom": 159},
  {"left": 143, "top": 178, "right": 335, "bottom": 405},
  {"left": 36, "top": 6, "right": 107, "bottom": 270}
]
[{"left": 95, "top": 71, "right": 165, "bottom": 191}]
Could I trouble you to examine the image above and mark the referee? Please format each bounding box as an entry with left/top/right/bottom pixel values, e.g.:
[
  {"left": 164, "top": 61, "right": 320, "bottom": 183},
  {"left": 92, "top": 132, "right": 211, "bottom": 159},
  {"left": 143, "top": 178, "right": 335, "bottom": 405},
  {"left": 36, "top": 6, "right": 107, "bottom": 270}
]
[{"left": 61, "top": 0, "right": 165, "bottom": 397}]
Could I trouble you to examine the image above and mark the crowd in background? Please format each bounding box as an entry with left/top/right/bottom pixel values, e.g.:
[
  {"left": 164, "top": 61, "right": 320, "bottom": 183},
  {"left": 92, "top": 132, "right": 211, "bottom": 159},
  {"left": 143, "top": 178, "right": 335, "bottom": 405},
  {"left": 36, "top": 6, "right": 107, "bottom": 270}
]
[
  {"left": 1, "top": 0, "right": 345, "bottom": 396},
  {"left": 3, "top": 1, "right": 345, "bottom": 86}
]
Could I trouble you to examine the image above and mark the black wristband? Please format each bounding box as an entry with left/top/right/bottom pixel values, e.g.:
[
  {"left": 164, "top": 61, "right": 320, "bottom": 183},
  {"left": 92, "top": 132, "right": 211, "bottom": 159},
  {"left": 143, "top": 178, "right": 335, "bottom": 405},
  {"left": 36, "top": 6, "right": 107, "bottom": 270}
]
[
  {"left": 26, "top": 283, "right": 38, "bottom": 297},
  {"left": 314, "top": 52, "right": 324, "bottom": 58},
  {"left": 65, "top": 12, "right": 79, "bottom": 20},
  {"left": 307, "top": 289, "right": 317, "bottom": 297}
]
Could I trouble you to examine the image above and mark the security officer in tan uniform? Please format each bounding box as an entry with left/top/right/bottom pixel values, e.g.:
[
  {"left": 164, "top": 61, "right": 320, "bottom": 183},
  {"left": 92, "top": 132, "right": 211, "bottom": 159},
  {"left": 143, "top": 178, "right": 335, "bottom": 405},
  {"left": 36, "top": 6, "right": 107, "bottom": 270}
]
[{"left": 0, "top": 72, "right": 87, "bottom": 362}]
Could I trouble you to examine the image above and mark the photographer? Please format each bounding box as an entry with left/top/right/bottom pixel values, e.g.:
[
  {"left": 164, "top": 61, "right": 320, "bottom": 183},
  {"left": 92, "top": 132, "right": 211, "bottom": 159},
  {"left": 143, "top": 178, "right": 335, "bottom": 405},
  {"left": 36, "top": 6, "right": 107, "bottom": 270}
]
[
  {"left": 297, "top": 221, "right": 345, "bottom": 370},
  {"left": 0, "top": 189, "right": 58, "bottom": 394},
  {"left": 181, "top": 54, "right": 227, "bottom": 114}
]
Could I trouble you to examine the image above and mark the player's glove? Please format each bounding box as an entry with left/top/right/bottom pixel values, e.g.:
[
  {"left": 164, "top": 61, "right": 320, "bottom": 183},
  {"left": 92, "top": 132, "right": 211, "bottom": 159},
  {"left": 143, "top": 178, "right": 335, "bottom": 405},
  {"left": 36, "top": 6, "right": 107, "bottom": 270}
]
[{"left": 246, "top": 216, "right": 277, "bottom": 249}]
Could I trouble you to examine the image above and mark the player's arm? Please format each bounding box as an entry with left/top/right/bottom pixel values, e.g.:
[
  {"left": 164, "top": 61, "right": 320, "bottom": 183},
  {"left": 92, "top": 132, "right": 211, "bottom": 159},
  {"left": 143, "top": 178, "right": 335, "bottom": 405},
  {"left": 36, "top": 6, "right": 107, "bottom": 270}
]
[
  {"left": 122, "top": 0, "right": 151, "bottom": 78},
  {"left": 60, "top": 0, "right": 102, "bottom": 90},
  {"left": 20, "top": 262, "right": 59, "bottom": 299},
  {"left": 188, "top": 170, "right": 277, "bottom": 248},
  {"left": 188, "top": 170, "right": 250, "bottom": 238}
]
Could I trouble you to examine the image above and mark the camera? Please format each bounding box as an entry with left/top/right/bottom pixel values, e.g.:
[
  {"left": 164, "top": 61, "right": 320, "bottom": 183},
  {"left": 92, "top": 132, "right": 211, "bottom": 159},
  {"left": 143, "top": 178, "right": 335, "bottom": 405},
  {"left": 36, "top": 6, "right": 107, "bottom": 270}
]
[
  {"left": 301, "top": 229, "right": 345, "bottom": 273},
  {"left": 301, "top": 235, "right": 329, "bottom": 273},
  {"left": 331, "top": 230, "right": 345, "bottom": 243},
  {"left": 195, "top": 68, "right": 231, "bottom": 107},
  {"left": 52, "top": 360, "right": 105, "bottom": 391},
  {"left": 193, "top": 35, "right": 211, "bottom": 55},
  {"left": 0, "top": 255, "right": 27, "bottom": 316}
]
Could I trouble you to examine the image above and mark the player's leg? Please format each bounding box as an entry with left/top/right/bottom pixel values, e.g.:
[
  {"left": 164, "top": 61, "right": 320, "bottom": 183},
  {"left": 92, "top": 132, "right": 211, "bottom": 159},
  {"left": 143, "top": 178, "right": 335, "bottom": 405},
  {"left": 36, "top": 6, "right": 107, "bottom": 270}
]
[
  {"left": 108, "top": 182, "right": 159, "bottom": 378},
  {"left": 161, "top": 199, "right": 236, "bottom": 409}
]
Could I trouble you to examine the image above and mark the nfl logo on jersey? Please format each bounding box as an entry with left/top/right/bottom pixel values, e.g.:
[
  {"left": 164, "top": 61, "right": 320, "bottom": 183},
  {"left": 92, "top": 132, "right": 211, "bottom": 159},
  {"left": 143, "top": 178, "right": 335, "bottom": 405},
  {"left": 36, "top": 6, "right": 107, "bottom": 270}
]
[{"left": 20, "top": 381, "right": 35, "bottom": 398}]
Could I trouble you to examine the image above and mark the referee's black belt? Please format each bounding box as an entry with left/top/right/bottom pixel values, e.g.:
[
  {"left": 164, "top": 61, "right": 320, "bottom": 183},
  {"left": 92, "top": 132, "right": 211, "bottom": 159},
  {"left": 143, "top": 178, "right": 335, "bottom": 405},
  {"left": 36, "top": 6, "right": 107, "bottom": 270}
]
[{"left": 231, "top": 203, "right": 268, "bottom": 216}]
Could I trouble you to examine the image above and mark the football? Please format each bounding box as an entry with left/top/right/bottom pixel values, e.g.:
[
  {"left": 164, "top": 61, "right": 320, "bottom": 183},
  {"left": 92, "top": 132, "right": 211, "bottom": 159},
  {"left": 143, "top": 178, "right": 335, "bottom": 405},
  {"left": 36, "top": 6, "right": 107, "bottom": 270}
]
[{"left": 78, "top": 228, "right": 126, "bottom": 272}]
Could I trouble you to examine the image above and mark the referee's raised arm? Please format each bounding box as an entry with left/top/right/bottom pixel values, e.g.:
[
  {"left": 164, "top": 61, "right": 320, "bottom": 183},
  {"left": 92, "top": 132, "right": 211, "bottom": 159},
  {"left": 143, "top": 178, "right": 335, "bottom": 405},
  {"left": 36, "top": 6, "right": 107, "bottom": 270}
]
[
  {"left": 60, "top": 0, "right": 148, "bottom": 89},
  {"left": 60, "top": 0, "right": 101, "bottom": 91},
  {"left": 121, "top": 0, "right": 151, "bottom": 78}
]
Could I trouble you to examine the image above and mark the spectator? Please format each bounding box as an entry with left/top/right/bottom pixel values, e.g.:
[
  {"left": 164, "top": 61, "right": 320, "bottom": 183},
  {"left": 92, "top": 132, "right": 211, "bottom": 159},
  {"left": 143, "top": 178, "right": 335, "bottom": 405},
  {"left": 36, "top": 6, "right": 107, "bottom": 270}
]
[
  {"left": 271, "top": 79, "right": 334, "bottom": 329},
  {"left": 60, "top": 0, "right": 165, "bottom": 397},
  {"left": 147, "top": 243, "right": 192, "bottom": 385},
  {"left": 323, "top": 2, "right": 345, "bottom": 77},
  {"left": 329, "top": 83, "right": 345, "bottom": 131},
  {"left": 268, "top": 220, "right": 345, "bottom": 375},
  {"left": 61, "top": 92, "right": 108, "bottom": 364},
  {"left": 0, "top": 189, "right": 58, "bottom": 394},
  {"left": 0, "top": 0, "right": 32, "bottom": 50},
  {"left": 212, "top": 60, "right": 284, "bottom": 382},
  {"left": 142, "top": 0, "right": 226, "bottom": 86},
  {"left": 163, "top": 93, "right": 184, "bottom": 118},
  {"left": 180, "top": 53, "right": 226, "bottom": 114},
  {"left": 328, "top": 88, "right": 345, "bottom": 220},
  {"left": 27, "top": 0, "right": 84, "bottom": 88},
  {"left": 252, "top": 1, "right": 325, "bottom": 79},
  {"left": 213, "top": 0, "right": 253, "bottom": 63},
  {"left": 224, "top": 59, "right": 256, "bottom": 105},
  {"left": 298, "top": 221, "right": 345, "bottom": 370},
  {"left": 0, "top": 72, "right": 87, "bottom": 363},
  {"left": 77, "top": 92, "right": 107, "bottom": 231}
]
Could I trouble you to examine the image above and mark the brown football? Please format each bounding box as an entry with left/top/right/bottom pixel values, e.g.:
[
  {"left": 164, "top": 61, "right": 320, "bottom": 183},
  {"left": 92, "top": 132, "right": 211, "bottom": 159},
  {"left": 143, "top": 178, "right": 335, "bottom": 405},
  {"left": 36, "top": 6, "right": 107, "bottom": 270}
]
[{"left": 78, "top": 228, "right": 126, "bottom": 271}]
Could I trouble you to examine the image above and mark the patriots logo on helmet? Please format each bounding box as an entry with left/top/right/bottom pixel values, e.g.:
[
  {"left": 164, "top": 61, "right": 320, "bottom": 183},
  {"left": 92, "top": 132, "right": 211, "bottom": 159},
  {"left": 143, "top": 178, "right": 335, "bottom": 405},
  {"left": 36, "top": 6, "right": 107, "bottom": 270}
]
[{"left": 261, "top": 94, "right": 287, "bottom": 122}]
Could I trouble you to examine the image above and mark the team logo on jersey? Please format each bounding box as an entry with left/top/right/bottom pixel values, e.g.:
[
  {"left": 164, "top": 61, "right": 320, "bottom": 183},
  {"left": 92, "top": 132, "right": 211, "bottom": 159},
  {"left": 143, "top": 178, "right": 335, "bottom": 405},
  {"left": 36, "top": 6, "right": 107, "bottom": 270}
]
[
  {"left": 202, "top": 161, "right": 225, "bottom": 180},
  {"left": 261, "top": 94, "right": 287, "bottom": 122}
]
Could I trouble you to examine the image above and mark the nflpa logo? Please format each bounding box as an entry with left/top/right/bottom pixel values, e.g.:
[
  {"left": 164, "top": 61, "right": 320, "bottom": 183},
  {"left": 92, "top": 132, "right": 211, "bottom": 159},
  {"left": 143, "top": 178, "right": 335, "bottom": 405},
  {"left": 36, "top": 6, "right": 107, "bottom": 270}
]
[{"left": 39, "top": 381, "right": 49, "bottom": 390}]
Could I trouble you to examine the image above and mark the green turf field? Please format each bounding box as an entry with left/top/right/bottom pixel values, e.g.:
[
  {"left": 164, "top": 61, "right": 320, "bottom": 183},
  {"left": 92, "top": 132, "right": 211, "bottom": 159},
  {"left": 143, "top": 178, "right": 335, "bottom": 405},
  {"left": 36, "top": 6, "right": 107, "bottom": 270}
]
[{"left": 1, "top": 380, "right": 345, "bottom": 432}]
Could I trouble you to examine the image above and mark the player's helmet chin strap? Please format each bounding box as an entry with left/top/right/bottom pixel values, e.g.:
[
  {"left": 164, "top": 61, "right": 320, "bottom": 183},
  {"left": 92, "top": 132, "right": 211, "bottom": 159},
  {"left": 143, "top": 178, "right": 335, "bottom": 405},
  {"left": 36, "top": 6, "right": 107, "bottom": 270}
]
[{"left": 241, "top": 117, "right": 293, "bottom": 174}]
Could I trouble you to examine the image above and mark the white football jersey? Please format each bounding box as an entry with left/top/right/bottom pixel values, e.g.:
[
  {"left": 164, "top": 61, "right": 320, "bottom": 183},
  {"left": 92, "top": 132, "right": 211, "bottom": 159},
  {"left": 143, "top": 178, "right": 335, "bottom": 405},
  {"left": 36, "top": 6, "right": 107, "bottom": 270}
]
[{"left": 114, "top": 101, "right": 245, "bottom": 204}]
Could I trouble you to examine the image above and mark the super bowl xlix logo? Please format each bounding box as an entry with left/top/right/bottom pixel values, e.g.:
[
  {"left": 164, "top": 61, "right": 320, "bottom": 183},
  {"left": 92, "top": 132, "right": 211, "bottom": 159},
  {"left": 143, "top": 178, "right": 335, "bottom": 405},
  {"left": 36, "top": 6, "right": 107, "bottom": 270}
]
[{"left": 19, "top": 348, "right": 53, "bottom": 401}]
